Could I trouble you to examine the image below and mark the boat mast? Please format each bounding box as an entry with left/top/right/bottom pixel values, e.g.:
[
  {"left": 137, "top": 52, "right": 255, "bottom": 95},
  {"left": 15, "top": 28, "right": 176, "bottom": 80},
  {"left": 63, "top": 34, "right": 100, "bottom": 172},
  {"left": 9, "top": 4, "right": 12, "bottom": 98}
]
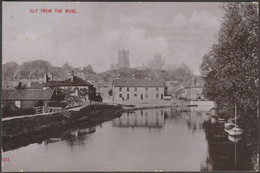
[{"left": 235, "top": 104, "right": 237, "bottom": 126}]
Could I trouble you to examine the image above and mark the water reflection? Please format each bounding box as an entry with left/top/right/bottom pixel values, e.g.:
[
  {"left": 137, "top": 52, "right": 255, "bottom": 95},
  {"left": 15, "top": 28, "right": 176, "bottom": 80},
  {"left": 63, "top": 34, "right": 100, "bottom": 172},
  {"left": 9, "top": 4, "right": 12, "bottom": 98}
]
[
  {"left": 112, "top": 109, "right": 164, "bottom": 128},
  {"left": 2, "top": 107, "right": 251, "bottom": 171},
  {"left": 202, "top": 119, "right": 248, "bottom": 171}
]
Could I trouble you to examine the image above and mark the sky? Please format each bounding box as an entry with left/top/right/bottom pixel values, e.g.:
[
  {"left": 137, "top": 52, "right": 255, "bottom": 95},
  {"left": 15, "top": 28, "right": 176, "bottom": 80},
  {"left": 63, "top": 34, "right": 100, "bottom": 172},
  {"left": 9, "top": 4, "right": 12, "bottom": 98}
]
[{"left": 3, "top": 2, "right": 225, "bottom": 74}]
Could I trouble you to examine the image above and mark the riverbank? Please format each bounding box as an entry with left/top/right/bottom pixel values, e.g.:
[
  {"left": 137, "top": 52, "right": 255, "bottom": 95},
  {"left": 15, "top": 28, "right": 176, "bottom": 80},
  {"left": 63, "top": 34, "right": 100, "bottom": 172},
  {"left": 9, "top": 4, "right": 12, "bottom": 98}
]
[
  {"left": 2, "top": 100, "right": 216, "bottom": 151},
  {"left": 119, "top": 99, "right": 215, "bottom": 111},
  {"left": 2, "top": 105, "right": 123, "bottom": 151}
]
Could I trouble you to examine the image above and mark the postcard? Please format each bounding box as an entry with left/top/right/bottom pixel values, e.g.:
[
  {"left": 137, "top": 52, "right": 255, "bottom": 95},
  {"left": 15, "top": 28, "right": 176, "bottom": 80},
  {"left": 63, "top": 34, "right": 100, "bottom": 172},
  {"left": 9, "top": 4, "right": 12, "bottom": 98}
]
[{"left": 1, "top": 1, "right": 259, "bottom": 172}]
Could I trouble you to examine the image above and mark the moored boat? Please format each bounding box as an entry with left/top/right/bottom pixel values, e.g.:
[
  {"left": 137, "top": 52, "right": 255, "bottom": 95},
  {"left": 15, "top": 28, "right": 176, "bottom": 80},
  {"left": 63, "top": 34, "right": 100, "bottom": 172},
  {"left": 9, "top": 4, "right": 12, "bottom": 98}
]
[
  {"left": 71, "top": 127, "right": 96, "bottom": 137},
  {"left": 79, "top": 127, "right": 96, "bottom": 134},
  {"left": 224, "top": 122, "right": 235, "bottom": 129},
  {"left": 225, "top": 105, "right": 243, "bottom": 136},
  {"left": 49, "top": 138, "right": 62, "bottom": 142},
  {"left": 227, "top": 127, "right": 243, "bottom": 136}
]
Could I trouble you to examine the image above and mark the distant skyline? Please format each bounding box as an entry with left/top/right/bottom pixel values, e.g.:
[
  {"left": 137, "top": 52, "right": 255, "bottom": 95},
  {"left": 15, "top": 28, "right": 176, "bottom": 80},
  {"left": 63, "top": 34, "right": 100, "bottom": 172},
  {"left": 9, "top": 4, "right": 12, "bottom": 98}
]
[{"left": 3, "top": 2, "right": 224, "bottom": 74}]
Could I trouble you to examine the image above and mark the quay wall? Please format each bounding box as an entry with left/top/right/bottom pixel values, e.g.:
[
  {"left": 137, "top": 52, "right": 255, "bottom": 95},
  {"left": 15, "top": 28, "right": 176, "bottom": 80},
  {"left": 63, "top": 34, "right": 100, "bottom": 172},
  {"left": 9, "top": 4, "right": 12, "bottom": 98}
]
[{"left": 2, "top": 105, "right": 123, "bottom": 138}]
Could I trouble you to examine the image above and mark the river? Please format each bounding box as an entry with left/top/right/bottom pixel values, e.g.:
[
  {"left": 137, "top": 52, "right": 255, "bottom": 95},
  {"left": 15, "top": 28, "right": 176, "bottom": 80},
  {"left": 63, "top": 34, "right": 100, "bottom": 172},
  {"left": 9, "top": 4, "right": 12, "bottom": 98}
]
[{"left": 2, "top": 106, "right": 251, "bottom": 171}]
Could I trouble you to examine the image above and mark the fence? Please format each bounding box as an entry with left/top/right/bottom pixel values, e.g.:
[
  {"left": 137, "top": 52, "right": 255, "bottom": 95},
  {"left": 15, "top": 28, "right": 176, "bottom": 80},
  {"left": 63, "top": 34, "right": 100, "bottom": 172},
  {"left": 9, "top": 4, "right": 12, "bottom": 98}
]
[
  {"left": 34, "top": 101, "right": 115, "bottom": 114},
  {"left": 66, "top": 101, "right": 111, "bottom": 109},
  {"left": 33, "top": 106, "right": 63, "bottom": 114}
]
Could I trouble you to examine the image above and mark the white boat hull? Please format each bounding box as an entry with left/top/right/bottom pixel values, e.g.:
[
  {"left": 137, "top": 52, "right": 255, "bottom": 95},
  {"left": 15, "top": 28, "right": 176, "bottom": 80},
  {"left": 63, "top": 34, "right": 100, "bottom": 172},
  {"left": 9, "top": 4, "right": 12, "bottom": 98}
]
[
  {"left": 225, "top": 122, "right": 233, "bottom": 128},
  {"left": 226, "top": 127, "right": 243, "bottom": 136}
]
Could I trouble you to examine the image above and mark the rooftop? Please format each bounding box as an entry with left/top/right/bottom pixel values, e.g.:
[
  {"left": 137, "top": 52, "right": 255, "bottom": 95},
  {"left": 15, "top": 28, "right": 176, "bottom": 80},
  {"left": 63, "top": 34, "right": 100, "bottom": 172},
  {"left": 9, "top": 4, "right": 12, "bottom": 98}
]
[
  {"left": 27, "top": 82, "right": 44, "bottom": 89},
  {"left": 113, "top": 79, "right": 165, "bottom": 87},
  {"left": 44, "top": 76, "right": 93, "bottom": 87},
  {"left": 2, "top": 89, "right": 55, "bottom": 101}
]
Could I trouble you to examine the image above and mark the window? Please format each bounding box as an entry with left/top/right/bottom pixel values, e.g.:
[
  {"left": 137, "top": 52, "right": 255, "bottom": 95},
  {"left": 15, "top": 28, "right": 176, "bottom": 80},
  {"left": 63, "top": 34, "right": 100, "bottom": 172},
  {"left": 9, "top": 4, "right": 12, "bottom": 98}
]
[
  {"left": 127, "top": 94, "right": 129, "bottom": 100},
  {"left": 156, "top": 94, "right": 159, "bottom": 98},
  {"left": 145, "top": 94, "right": 148, "bottom": 98},
  {"left": 145, "top": 87, "right": 148, "bottom": 91},
  {"left": 119, "top": 94, "right": 122, "bottom": 98},
  {"left": 127, "top": 87, "right": 130, "bottom": 91},
  {"left": 134, "top": 94, "right": 137, "bottom": 97},
  {"left": 134, "top": 87, "right": 137, "bottom": 92},
  {"left": 119, "top": 87, "right": 122, "bottom": 92},
  {"left": 156, "top": 87, "right": 159, "bottom": 91}
]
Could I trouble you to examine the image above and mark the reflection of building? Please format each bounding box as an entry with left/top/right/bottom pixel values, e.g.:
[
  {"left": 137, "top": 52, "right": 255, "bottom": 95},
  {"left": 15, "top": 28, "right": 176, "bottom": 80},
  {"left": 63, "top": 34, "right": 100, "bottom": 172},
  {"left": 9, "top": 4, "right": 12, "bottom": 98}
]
[
  {"left": 112, "top": 79, "right": 165, "bottom": 102},
  {"left": 185, "top": 110, "right": 209, "bottom": 133},
  {"left": 113, "top": 109, "right": 165, "bottom": 128},
  {"left": 111, "top": 49, "right": 130, "bottom": 70}
]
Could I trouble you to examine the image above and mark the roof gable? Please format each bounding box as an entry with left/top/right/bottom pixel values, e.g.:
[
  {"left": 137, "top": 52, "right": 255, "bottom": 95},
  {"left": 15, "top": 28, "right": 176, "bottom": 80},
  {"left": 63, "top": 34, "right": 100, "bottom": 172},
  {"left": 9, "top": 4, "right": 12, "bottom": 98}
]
[
  {"left": 27, "top": 82, "right": 44, "bottom": 89},
  {"left": 2, "top": 89, "right": 55, "bottom": 101},
  {"left": 44, "top": 76, "right": 93, "bottom": 87}
]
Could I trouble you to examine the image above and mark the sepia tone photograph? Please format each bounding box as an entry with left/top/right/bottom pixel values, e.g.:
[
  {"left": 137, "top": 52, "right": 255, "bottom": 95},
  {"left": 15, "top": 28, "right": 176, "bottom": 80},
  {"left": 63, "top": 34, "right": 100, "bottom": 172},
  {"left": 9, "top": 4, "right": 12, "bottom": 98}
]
[{"left": 1, "top": 1, "right": 259, "bottom": 172}]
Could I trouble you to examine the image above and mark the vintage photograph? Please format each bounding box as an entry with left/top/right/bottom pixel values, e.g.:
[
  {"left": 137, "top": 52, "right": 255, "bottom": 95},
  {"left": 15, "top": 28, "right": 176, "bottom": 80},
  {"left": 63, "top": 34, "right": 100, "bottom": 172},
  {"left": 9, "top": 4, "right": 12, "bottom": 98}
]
[{"left": 1, "top": 1, "right": 259, "bottom": 172}]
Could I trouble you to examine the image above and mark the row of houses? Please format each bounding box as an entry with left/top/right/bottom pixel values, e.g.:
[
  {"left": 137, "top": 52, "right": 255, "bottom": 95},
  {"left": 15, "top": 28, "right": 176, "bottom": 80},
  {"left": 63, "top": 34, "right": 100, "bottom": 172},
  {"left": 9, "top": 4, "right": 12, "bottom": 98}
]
[
  {"left": 2, "top": 72, "right": 206, "bottom": 116},
  {"left": 108, "top": 76, "right": 205, "bottom": 102},
  {"left": 112, "top": 79, "right": 165, "bottom": 102},
  {"left": 2, "top": 72, "right": 98, "bottom": 114},
  {"left": 167, "top": 76, "right": 205, "bottom": 101}
]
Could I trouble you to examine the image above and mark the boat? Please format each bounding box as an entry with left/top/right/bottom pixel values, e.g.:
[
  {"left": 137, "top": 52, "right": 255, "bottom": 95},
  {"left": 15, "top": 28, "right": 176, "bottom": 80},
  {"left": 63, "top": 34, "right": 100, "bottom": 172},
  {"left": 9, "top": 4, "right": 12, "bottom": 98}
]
[
  {"left": 224, "top": 122, "right": 235, "bottom": 129},
  {"left": 71, "top": 127, "right": 96, "bottom": 137},
  {"left": 224, "top": 128, "right": 230, "bottom": 133},
  {"left": 227, "top": 127, "right": 243, "bottom": 136},
  {"left": 218, "top": 117, "right": 225, "bottom": 122},
  {"left": 79, "top": 127, "right": 96, "bottom": 134},
  {"left": 119, "top": 104, "right": 135, "bottom": 108},
  {"left": 49, "top": 138, "right": 62, "bottom": 142},
  {"left": 226, "top": 105, "right": 243, "bottom": 136}
]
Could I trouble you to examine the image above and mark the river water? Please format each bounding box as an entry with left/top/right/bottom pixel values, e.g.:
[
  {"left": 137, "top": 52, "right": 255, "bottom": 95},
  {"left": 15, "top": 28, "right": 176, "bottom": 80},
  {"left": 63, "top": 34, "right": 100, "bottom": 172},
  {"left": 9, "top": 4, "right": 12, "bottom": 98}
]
[{"left": 2, "top": 106, "right": 251, "bottom": 171}]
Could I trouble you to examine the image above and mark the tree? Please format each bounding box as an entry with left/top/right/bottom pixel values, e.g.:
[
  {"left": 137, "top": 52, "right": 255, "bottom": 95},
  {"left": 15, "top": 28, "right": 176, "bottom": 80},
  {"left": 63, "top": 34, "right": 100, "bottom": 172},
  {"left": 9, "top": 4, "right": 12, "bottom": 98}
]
[
  {"left": 18, "top": 60, "right": 52, "bottom": 79},
  {"left": 201, "top": 2, "right": 258, "bottom": 111},
  {"left": 83, "top": 65, "right": 96, "bottom": 74},
  {"left": 2, "top": 62, "right": 20, "bottom": 80}
]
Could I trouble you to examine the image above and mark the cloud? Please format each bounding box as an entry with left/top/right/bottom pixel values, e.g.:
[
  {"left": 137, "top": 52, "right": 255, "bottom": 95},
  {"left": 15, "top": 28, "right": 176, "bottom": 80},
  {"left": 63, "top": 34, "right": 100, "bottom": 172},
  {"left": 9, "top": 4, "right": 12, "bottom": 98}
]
[{"left": 3, "top": 2, "right": 224, "bottom": 74}]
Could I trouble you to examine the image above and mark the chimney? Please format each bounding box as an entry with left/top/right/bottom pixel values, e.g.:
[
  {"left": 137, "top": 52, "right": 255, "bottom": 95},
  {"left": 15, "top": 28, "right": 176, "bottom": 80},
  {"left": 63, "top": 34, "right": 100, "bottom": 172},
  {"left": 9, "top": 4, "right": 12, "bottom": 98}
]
[{"left": 71, "top": 71, "right": 74, "bottom": 82}]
